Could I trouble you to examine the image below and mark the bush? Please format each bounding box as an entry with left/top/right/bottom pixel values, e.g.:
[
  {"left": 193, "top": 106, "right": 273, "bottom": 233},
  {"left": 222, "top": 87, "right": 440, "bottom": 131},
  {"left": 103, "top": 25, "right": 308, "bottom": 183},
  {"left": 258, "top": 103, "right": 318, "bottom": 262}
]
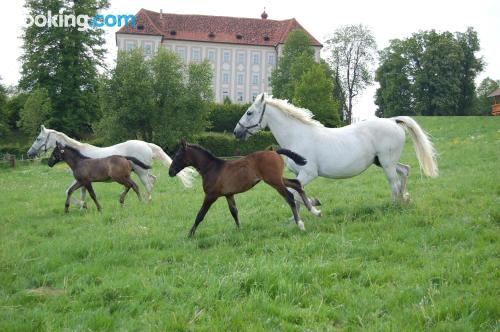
[
  {"left": 194, "top": 131, "right": 277, "bottom": 156},
  {"left": 207, "top": 103, "right": 249, "bottom": 133}
]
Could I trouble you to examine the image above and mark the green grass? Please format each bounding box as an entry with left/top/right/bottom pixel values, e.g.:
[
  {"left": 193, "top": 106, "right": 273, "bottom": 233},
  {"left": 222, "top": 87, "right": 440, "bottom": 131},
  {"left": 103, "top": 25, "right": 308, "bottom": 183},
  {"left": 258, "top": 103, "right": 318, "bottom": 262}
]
[{"left": 0, "top": 117, "right": 499, "bottom": 331}]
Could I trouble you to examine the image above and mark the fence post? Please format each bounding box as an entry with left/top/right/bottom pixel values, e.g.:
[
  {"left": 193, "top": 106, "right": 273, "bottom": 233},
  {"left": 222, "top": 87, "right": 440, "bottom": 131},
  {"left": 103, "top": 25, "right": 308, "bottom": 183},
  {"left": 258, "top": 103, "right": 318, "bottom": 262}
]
[{"left": 8, "top": 154, "right": 16, "bottom": 168}]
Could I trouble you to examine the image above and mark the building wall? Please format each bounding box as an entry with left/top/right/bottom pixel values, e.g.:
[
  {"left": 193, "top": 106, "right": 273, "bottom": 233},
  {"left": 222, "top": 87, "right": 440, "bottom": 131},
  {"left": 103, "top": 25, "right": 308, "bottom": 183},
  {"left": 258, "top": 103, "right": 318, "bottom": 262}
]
[{"left": 116, "top": 34, "right": 321, "bottom": 103}]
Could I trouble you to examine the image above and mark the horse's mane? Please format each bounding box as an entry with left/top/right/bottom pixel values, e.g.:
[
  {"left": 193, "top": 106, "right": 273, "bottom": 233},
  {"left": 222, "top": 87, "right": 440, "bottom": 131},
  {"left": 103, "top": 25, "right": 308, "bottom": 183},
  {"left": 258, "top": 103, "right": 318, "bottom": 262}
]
[
  {"left": 265, "top": 96, "right": 324, "bottom": 127},
  {"left": 188, "top": 144, "right": 223, "bottom": 162},
  {"left": 61, "top": 144, "right": 90, "bottom": 159},
  {"left": 47, "top": 129, "right": 94, "bottom": 149}
]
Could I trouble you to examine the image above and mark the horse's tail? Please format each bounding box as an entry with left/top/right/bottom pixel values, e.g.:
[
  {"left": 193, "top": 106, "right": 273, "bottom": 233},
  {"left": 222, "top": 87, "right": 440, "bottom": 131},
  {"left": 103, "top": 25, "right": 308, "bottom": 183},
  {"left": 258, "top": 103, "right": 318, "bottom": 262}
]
[
  {"left": 125, "top": 156, "right": 151, "bottom": 169},
  {"left": 148, "top": 143, "right": 196, "bottom": 188},
  {"left": 393, "top": 116, "right": 438, "bottom": 177},
  {"left": 276, "top": 148, "right": 307, "bottom": 166}
]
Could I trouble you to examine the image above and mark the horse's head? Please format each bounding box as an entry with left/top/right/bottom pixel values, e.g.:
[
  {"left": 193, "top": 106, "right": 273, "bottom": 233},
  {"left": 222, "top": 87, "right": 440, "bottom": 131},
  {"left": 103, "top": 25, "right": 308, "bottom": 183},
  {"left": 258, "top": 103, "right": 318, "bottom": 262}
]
[
  {"left": 234, "top": 93, "right": 268, "bottom": 140},
  {"left": 169, "top": 140, "right": 191, "bottom": 177},
  {"left": 27, "top": 125, "right": 55, "bottom": 158},
  {"left": 47, "top": 142, "right": 65, "bottom": 167}
]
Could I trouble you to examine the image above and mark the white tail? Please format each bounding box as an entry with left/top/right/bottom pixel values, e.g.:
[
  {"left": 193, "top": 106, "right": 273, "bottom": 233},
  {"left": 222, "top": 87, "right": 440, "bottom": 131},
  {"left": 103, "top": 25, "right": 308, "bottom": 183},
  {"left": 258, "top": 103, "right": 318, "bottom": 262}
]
[
  {"left": 393, "top": 116, "right": 439, "bottom": 177},
  {"left": 148, "top": 143, "right": 197, "bottom": 188}
]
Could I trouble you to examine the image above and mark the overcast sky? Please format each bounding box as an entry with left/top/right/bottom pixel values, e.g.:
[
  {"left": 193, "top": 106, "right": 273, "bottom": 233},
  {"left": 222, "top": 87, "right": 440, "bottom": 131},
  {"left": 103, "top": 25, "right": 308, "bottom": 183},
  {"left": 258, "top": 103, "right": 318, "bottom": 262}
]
[{"left": 2, "top": 0, "right": 499, "bottom": 118}]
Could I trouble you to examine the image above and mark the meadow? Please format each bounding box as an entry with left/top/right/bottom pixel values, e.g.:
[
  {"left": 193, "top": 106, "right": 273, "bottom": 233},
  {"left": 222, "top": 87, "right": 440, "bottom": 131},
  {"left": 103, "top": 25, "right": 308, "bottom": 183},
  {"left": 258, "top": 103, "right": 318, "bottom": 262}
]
[{"left": 0, "top": 117, "right": 498, "bottom": 331}]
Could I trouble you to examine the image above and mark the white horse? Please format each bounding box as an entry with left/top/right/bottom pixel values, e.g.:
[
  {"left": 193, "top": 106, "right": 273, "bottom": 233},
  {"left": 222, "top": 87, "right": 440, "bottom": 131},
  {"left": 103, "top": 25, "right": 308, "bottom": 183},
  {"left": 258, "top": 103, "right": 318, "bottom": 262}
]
[
  {"left": 27, "top": 125, "right": 195, "bottom": 205},
  {"left": 234, "top": 93, "right": 438, "bottom": 216}
]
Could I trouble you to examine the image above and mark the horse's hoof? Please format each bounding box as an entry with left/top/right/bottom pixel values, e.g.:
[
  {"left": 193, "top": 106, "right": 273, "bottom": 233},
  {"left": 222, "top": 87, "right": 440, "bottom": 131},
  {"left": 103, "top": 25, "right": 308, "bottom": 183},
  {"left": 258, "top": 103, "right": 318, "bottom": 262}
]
[{"left": 298, "top": 220, "right": 305, "bottom": 231}]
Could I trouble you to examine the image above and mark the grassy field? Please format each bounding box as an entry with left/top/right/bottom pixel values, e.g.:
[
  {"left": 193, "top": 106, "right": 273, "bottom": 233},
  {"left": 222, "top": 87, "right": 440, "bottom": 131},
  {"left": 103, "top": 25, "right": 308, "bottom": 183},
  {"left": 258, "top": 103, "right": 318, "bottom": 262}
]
[{"left": 0, "top": 117, "right": 498, "bottom": 331}]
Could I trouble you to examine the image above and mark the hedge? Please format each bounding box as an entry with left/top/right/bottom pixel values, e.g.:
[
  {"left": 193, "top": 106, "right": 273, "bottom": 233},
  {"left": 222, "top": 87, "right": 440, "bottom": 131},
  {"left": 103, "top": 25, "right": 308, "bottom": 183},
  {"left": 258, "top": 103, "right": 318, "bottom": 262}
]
[
  {"left": 194, "top": 131, "right": 277, "bottom": 157},
  {"left": 207, "top": 103, "right": 250, "bottom": 133}
]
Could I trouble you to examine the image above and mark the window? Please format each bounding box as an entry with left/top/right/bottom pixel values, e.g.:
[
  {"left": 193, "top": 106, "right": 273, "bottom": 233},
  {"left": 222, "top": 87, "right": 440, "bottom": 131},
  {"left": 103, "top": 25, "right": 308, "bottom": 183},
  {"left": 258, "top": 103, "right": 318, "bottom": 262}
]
[
  {"left": 223, "top": 51, "right": 231, "bottom": 63},
  {"left": 222, "top": 72, "right": 230, "bottom": 84},
  {"left": 252, "top": 73, "right": 259, "bottom": 85},
  {"left": 207, "top": 50, "right": 216, "bottom": 62},
  {"left": 237, "top": 91, "right": 244, "bottom": 102},
  {"left": 237, "top": 52, "right": 245, "bottom": 65},
  {"left": 222, "top": 90, "right": 230, "bottom": 101},
  {"left": 268, "top": 54, "right": 276, "bottom": 65},
  {"left": 252, "top": 53, "right": 260, "bottom": 65},
  {"left": 126, "top": 41, "right": 136, "bottom": 51},
  {"left": 267, "top": 76, "right": 272, "bottom": 87},
  {"left": 143, "top": 43, "right": 153, "bottom": 56},
  {"left": 191, "top": 48, "right": 201, "bottom": 62},
  {"left": 237, "top": 72, "right": 244, "bottom": 85},
  {"left": 176, "top": 48, "right": 186, "bottom": 61}
]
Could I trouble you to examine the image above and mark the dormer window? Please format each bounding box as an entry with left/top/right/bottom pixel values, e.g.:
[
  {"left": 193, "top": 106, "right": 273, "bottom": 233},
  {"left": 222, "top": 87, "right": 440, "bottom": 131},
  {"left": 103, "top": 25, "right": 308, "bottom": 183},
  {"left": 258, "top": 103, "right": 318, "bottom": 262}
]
[
  {"left": 170, "top": 30, "right": 177, "bottom": 36},
  {"left": 208, "top": 32, "right": 215, "bottom": 38},
  {"left": 263, "top": 35, "right": 270, "bottom": 41},
  {"left": 236, "top": 34, "right": 243, "bottom": 40},
  {"left": 137, "top": 24, "right": 144, "bottom": 30}
]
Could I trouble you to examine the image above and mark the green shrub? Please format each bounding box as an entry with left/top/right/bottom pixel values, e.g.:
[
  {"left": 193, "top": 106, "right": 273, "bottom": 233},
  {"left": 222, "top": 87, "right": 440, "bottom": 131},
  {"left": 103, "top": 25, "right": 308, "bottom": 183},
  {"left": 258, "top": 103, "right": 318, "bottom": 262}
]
[
  {"left": 194, "top": 131, "right": 277, "bottom": 156},
  {"left": 207, "top": 103, "right": 249, "bottom": 133}
]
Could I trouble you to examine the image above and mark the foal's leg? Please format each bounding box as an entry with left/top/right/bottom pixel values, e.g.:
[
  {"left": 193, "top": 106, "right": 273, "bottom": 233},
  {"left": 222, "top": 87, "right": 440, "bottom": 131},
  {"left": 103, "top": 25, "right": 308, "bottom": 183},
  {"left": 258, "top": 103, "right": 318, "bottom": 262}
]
[
  {"left": 396, "top": 163, "right": 410, "bottom": 202},
  {"left": 265, "top": 180, "right": 304, "bottom": 231},
  {"left": 283, "top": 178, "right": 320, "bottom": 217},
  {"left": 189, "top": 195, "right": 217, "bottom": 237},
  {"left": 85, "top": 183, "right": 102, "bottom": 211},
  {"left": 226, "top": 195, "right": 240, "bottom": 228},
  {"left": 65, "top": 182, "right": 82, "bottom": 213},
  {"left": 119, "top": 186, "right": 131, "bottom": 206},
  {"left": 66, "top": 179, "right": 85, "bottom": 208},
  {"left": 116, "top": 177, "right": 142, "bottom": 205},
  {"left": 288, "top": 170, "right": 322, "bottom": 218}
]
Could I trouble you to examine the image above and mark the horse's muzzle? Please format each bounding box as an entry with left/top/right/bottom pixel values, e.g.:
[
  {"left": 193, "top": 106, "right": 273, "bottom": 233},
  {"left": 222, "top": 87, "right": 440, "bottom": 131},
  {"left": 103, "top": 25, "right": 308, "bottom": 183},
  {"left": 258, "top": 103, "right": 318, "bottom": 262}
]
[{"left": 168, "top": 167, "right": 177, "bottom": 177}]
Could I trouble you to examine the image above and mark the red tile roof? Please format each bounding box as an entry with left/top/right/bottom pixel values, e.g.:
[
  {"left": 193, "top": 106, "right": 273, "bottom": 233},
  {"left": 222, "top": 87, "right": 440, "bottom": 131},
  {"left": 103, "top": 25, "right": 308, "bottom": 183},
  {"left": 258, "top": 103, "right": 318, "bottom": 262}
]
[{"left": 117, "top": 9, "right": 322, "bottom": 47}]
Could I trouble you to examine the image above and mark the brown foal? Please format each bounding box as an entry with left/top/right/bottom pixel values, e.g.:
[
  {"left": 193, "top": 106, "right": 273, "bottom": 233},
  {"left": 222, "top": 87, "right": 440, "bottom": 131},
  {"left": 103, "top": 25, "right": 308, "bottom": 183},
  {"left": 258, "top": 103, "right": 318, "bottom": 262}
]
[
  {"left": 48, "top": 142, "right": 143, "bottom": 212},
  {"left": 168, "top": 141, "right": 314, "bottom": 237}
]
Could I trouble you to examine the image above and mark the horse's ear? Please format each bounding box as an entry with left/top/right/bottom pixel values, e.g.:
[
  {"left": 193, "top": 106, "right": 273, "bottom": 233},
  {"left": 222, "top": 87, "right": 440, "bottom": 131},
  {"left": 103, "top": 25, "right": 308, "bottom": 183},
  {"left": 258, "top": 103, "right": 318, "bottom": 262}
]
[
  {"left": 41, "top": 124, "right": 46, "bottom": 131},
  {"left": 260, "top": 93, "right": 265, "bottom": 103},
  {"left": 181, "top": 139, "right": 187, "bottom": 149}
]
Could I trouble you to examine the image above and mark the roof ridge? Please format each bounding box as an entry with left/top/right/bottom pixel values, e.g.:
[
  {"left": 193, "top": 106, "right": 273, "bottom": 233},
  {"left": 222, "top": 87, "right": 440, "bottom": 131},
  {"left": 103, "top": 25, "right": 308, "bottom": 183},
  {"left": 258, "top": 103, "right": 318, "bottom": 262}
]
[{"left": 144, "top": 9, "right": 286, "bottom": 23}]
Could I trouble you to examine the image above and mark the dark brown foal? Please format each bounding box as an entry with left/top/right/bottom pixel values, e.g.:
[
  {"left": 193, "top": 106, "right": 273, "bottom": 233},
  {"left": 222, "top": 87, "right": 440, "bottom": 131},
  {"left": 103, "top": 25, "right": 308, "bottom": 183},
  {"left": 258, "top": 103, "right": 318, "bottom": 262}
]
[
  {"left": 48, "top": 142, "right": 143, "bottom": 212},
  {"left": 168, "top": 141, "right": 315, "bottom": 237}
]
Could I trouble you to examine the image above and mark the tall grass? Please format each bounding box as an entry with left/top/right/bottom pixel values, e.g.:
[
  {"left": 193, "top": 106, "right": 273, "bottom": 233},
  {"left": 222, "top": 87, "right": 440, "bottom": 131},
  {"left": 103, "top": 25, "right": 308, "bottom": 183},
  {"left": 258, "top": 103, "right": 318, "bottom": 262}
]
[{"left": 0, "top": 117, "right": 498, "bottom": 330}]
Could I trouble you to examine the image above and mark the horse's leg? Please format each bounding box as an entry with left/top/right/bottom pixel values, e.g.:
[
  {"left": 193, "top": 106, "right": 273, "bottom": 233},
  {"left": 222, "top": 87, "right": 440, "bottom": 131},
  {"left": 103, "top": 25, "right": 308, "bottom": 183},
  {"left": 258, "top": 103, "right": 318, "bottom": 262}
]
[
  {"left": 134, "top": 167, "right": 153, "bottom": 201},
  {"left": 130, "top": 179, "right": 142, "bottom": 201},
  {"left": 289, "top": 170, "right": 322, "bottom": 217},
  {"left": 148, "top": 172, "right": 157, "bottom": 185},
  {"left": 65, "top": 182, "right": 82, "bottom": 213},
  {"left": 189, "top": 195, "right": 217, "bottom": 237},
  {"left": 85, "top": 183, "right": 102, "bottom": 212},
  {"left": 66, "top": 179, "right": 84, "bottom": 207},
  {"left": 382, "top": 165, "right": 402, "bottom": 202},
  {"left": 119, "top": 186, "right": 131, "bottom": 206},
  {"left": 283, "top": 178, "right": 319, "bottom": 216},
  {"left": 225, "top": 195, "right": 240, "bottom": 228},
  {"left": 396, "top": 163, "right": 410, "bottom": 202},
  {"left": 265, "top": 180, "right": 304, "bottom": 231},
  {"left": 79, "top": 187, "right": 87, "bottom": 209}
]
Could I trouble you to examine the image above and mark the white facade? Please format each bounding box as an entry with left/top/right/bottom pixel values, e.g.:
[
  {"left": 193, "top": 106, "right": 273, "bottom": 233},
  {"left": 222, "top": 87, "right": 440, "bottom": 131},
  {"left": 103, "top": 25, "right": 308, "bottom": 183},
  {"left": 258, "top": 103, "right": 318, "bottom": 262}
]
[{"left": 116, "top": 34, "right": 321, "bottom": 103}]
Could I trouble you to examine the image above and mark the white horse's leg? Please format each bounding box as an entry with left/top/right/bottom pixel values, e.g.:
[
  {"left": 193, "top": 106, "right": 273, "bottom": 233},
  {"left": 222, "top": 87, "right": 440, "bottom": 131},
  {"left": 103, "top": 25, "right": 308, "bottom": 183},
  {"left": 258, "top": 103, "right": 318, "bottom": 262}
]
[
  {"left": 79, "top": 187, "right": 87, "bottom": 209},
  {"left": 134, "top": 167, "right": 153, "bottom": 201},
  {"left": 396, "top": 163, "right": 410, "bottom": 202},
  {"left": 148, "top": 172, "right": 157, "bottom": 185},
  {"left": 287, "top": 170, "right": 321, "bottom": 221},
  {"left": 382, "top": 165, "right": 402, "bottom": 202}
]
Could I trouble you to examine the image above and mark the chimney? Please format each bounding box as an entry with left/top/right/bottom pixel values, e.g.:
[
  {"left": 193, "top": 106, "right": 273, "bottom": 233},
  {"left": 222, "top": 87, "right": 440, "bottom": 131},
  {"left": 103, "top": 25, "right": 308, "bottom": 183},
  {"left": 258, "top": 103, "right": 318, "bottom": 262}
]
[
  {"left": 261, "top": 8, "right": 268, "bottom": 19},
  {"left": 160, "top": 9, "right": 163, "bottom": 19}
]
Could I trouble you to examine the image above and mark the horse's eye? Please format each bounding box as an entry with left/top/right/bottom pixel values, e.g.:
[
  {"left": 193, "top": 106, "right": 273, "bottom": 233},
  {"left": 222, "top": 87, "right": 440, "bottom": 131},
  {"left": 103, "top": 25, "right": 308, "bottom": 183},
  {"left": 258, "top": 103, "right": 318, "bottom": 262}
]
[{"left": 247, "top": 111, "right": 253, "bottom": 116}]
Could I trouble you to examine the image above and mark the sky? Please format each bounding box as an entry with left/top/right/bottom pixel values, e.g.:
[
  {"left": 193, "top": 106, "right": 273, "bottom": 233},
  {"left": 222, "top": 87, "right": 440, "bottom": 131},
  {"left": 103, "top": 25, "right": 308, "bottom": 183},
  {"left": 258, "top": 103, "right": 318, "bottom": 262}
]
[{"left": 2, "top": 0, "right": 499, "bottom": 119}]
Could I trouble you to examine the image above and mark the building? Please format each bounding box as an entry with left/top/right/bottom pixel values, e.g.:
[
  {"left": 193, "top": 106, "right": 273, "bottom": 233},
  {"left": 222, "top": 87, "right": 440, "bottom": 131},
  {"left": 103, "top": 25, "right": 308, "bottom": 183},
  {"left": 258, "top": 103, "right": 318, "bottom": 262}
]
[{"left": 116, "top": 9, "right": 322, "bottom": 103}]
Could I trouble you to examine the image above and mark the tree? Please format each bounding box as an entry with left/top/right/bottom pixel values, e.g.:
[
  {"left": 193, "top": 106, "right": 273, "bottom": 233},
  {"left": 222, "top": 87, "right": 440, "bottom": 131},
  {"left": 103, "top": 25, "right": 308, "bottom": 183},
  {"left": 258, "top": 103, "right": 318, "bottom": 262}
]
[
  {"left": 271, "top": 29, "right": 315, "bottom": 101},
  {"left": 97, "top": 48, "right": 213, "bottom": 149},
  {"left": 325, "top": 24, "right": 377, "bottom": 124},
  {"left": 20, "top": 0, "right": 109, "bottom": 137},
  {"left": 375, "top": 28, "right": 484, "bottom": 117},
  {"left": 271, "top": 29, "right": 342, "bottom": 126},
  {"left": 475, "top": 77, "right": 500, "bottom": 115},
  {"left": 18, "top": 88, "right": 52, "bottom": 136},
  {"left": 0, "top": 79, "right": 7, "bottom": 136},
  {"left": 293, "top": 64, "right": 341, "bottom": 127},
  {"left": 96, "top": 49, "right": 155, "bottom": 143}
]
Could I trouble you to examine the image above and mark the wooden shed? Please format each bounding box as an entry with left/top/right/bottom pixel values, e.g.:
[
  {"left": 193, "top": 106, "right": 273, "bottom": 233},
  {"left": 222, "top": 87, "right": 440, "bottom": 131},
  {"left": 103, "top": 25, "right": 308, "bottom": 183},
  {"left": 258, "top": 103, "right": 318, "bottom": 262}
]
[{"left": 488, "top": 88, "right": 500, "bottom": 116}]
